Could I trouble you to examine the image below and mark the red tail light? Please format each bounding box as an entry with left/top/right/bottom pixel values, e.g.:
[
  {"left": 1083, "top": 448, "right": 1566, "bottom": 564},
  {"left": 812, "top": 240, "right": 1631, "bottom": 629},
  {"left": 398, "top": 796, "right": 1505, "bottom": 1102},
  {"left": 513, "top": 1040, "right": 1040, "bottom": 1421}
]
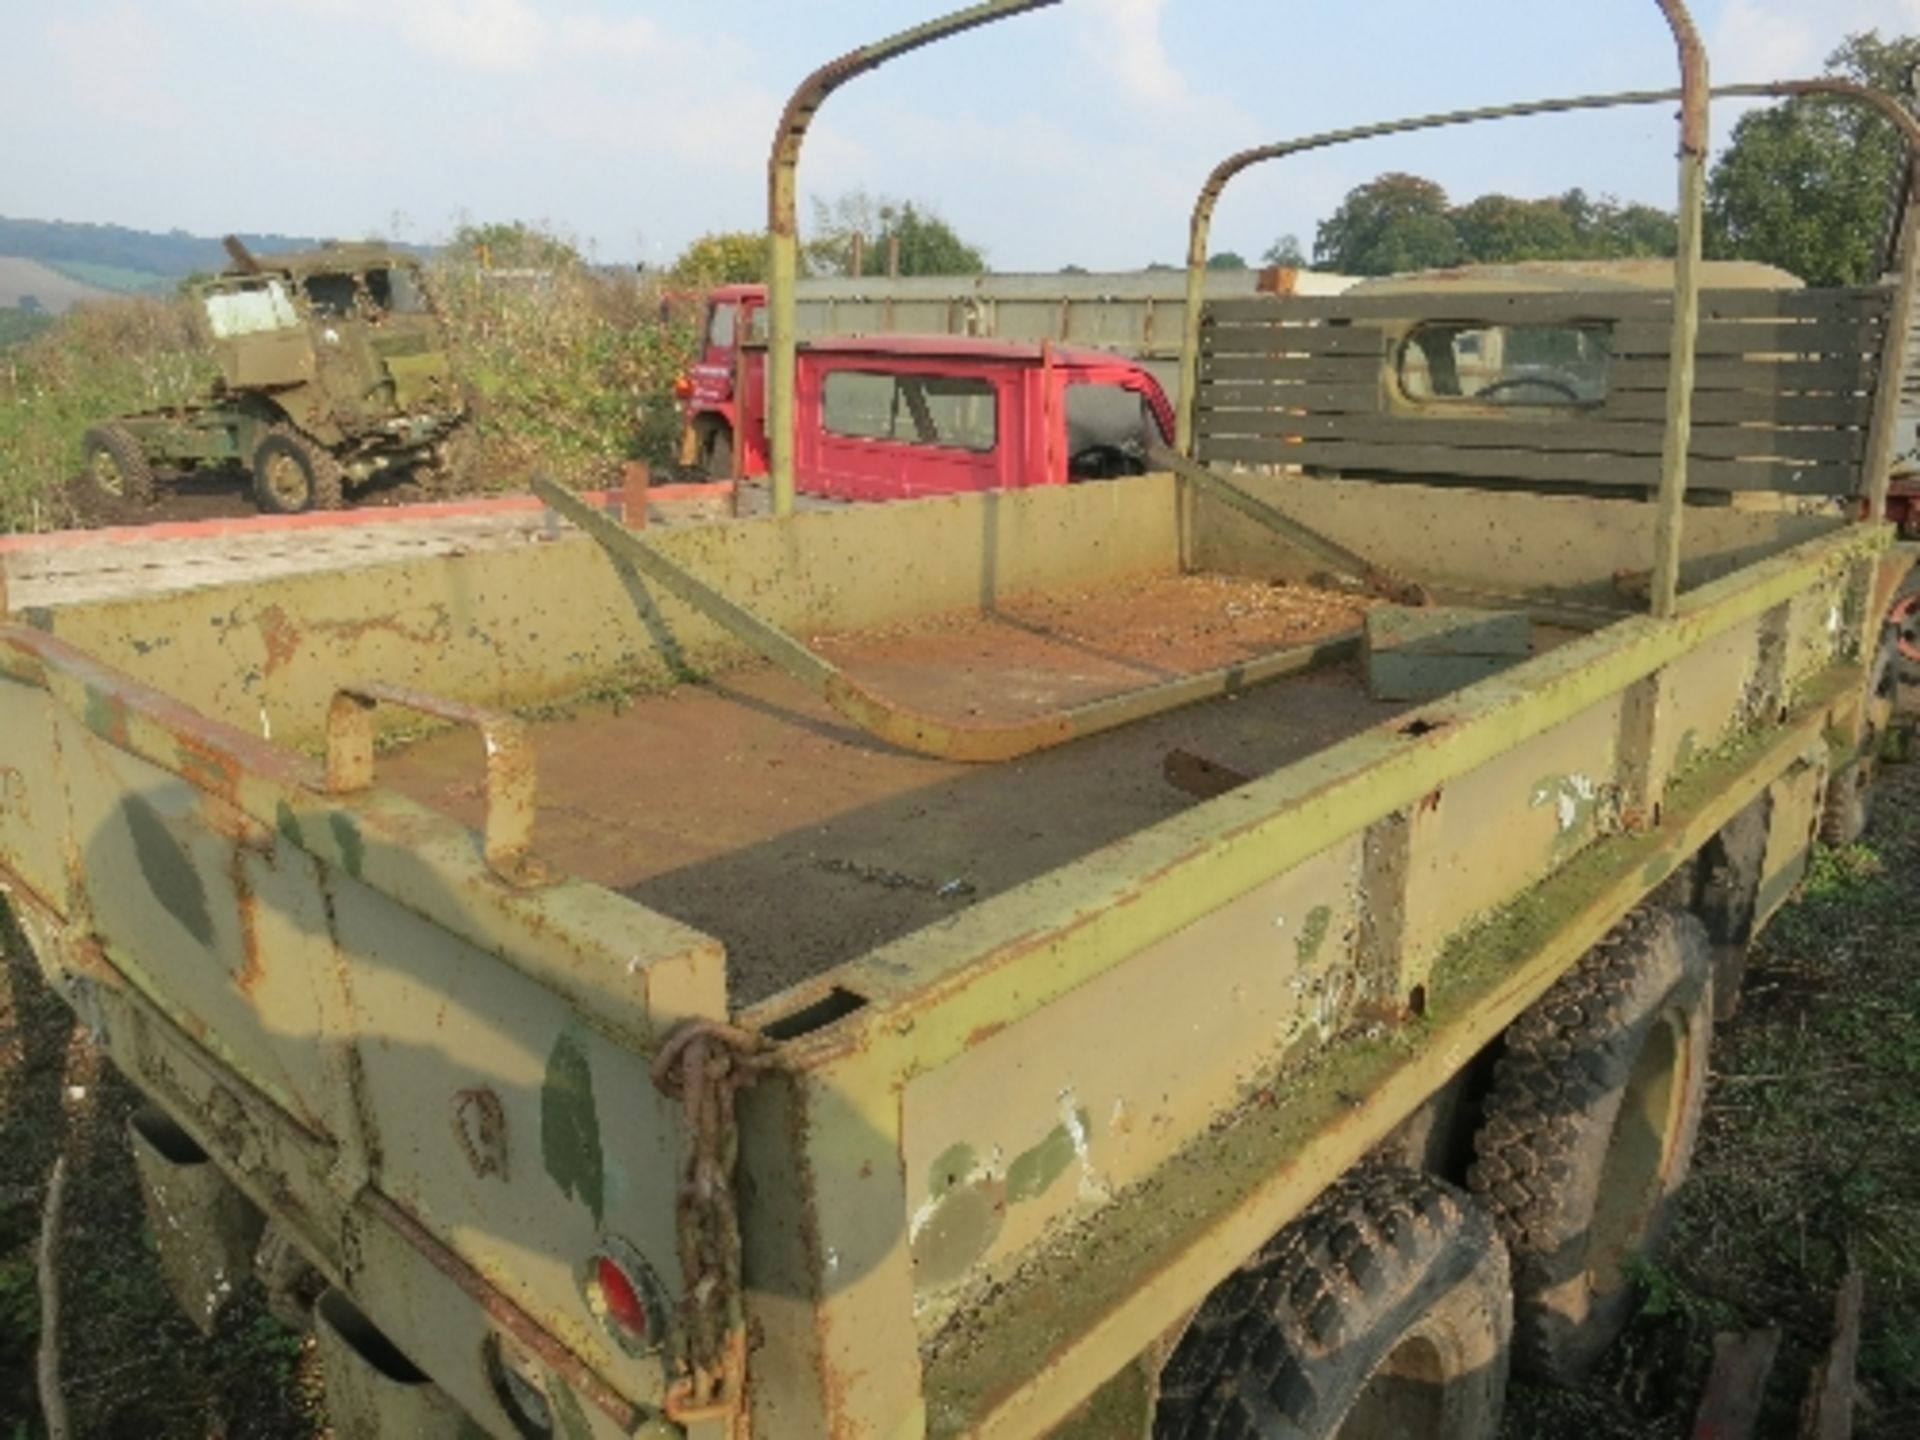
[
  {"left": 582, "top": 1245, "right": 665, "bottom": 1356},
  {"left": 594, "top": 1256, "right": 648, "bottom": 1340}
]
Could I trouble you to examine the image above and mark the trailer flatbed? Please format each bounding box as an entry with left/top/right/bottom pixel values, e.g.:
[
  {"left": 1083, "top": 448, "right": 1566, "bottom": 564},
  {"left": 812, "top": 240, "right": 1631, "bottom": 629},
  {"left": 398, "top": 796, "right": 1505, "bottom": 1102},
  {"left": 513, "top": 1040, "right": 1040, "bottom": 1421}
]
[{"left": 380, "top": 573, "right": 1414, "bottom": 1003}]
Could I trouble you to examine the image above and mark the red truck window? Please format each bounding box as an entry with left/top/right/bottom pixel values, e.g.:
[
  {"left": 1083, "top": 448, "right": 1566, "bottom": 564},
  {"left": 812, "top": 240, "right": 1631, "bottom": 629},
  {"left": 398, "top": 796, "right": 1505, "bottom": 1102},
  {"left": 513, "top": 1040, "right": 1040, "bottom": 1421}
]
[
  {"left": 822, "top": 370, "right": 997, "bottom": 452},
  {"left": 707, "top": 302, "right": 738, "bottom": 350}
]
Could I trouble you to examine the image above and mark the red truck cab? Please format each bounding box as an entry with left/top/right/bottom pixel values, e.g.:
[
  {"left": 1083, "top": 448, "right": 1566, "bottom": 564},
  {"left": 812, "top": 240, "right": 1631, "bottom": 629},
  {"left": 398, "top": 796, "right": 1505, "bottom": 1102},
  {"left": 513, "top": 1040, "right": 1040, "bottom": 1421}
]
[
  {"left": 793, "top": 335, "right": 1174, "bottom": 499},
  {"left": 678, "top": 285, "right": 1176, "bottom": 498},
  {"left": 679, "top": 284, "right": 767, "bottom": 477}
]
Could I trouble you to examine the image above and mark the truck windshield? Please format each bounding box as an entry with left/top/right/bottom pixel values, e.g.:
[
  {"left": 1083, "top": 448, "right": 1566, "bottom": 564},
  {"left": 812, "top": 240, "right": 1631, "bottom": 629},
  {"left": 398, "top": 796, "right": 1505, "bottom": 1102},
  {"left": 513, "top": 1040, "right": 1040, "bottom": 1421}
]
[
  {"left": 708, "top": 303, "right": 738, "bottom": 349},
  {"left": 822, "top": 370, "right": 997, "bottom": 451},
  {"left": 1399, "top": 321, "right": 1611, "bottom": 406},
  {"left": 202, "top": 279, "right": 300, "bottom": 338},
  {"left": 302, "top": 273, "right": 358, "bottom": 319}
]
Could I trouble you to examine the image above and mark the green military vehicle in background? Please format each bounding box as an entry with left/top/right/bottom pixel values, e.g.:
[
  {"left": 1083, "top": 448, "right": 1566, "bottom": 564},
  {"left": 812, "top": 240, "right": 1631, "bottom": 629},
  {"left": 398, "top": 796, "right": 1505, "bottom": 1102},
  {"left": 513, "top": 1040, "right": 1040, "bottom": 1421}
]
[
  {"left": 4, "top": 4, "right": 1919, "bottom": 1437},
  {"left": 81, "top": 238, "right": 470, "bottom": 514}
]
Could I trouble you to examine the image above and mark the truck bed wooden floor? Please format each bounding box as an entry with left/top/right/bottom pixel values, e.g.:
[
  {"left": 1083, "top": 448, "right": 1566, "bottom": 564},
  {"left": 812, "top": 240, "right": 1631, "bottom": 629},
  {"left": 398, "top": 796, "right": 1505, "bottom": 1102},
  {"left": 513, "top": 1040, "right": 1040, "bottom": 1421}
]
[{"left": 382, "top": 574, "right": 1397, "bottom": 1005}]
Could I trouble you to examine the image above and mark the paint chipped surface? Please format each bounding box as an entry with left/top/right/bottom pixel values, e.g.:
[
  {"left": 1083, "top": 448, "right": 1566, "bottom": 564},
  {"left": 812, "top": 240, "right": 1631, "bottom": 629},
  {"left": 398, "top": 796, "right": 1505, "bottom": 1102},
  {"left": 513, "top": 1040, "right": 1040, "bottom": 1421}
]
[{"left": 1531, "top": 772, "right": 1599, "bottom": 833}]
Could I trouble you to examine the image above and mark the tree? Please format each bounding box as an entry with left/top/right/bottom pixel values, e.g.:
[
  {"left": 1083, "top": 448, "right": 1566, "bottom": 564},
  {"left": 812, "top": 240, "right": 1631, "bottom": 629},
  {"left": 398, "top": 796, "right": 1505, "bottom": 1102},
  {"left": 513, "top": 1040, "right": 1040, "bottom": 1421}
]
[
  {"left": 667, "top": 231, "right": 770, "bottom": 288},
  {"left": 1314, "top": 173, "right": 1462, "bottom": 275},
  {"left": 804, "top": 188, "right": 986, "bottom": 277},
  {"left": 1207, "top": 251, "right": 1248, "bottom": 271},
  {"left": 1451, "top": 194, "right": 1578, "bottom": 263},
  {"left": 1262, "top": 234, "right": 1307, "bottom": 267},
  {"left": 448, "top": 221, "right": 585, "bottom": 271},
  {"left": 1707, "top": 30, "right": 1920, "bottom": 286}
]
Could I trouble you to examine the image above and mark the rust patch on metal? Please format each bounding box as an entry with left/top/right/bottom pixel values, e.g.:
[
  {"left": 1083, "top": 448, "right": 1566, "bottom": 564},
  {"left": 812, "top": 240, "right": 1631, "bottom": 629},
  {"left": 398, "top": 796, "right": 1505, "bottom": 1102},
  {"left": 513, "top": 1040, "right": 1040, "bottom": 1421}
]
[
  {"left": 230, "top": 847, "right": 264, "bottom": 996},
  {"left": 255, "top": 601, "right": 455, "bottom": 680},
  {"left": 453, "top": 1087, "right": 510, "bottom": 1180}
]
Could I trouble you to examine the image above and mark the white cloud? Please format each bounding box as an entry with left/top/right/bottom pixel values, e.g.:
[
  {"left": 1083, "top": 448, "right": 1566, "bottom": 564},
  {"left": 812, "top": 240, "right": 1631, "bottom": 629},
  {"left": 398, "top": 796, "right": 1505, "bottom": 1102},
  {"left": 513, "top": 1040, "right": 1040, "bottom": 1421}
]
[
  {"left": 399, "top": 0, "right": 552, "bottom": 73},
  {"left": 1076, "top": 0, "right": 1190, "bottom": 109},
  {"left": 1713, "top": 0, "right": 1920, "bottom": 81},
  {"left": 47, "top": 3, "right": 180, "bottom": 123}
]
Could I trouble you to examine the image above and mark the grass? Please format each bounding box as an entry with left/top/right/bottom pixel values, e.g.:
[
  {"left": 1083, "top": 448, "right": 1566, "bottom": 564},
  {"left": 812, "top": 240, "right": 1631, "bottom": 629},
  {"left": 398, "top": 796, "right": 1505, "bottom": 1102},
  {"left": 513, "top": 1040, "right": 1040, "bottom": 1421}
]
[
  {"left": 0, "top": 909, "right": 323, "bottom": 1438},
  {"left": 0, "top": 298, "right": 210, "bottom": 530}
]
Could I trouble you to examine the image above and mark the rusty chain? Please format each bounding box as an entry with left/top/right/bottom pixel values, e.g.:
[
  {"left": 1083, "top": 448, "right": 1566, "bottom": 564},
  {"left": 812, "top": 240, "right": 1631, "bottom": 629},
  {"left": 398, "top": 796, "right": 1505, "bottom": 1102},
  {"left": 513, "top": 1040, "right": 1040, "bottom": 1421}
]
[{"left": 650, "top": 1019, "right": 776, "bottom": 1425}]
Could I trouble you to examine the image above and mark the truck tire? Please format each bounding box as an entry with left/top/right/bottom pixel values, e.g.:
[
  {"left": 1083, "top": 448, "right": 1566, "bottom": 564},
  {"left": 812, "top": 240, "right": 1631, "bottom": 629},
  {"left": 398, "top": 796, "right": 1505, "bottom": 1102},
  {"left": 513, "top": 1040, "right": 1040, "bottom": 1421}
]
[
  {"left": 1892, "top": 569, "right": 1920, "bottom": 693},
  {"left": 1822, "top": 620, "right": 1898, "bottom": 845},
  {"left": 82, "top": 423, "right": 157, "bottom": 504},
  {"left": 1695, "top": 797, "right": 1769, "bottom": 1020},
  {"left": 1468, "top": 908, "right": 1712, "bottom": 1382},
  {"left": 1154, "top": 1167, "right": 1510, "bottom": 1440},
  {"left": 252, "top": 426, "right": 344, "bottom": 514},
  {"left": 704, "top": 426, "right": 735, "bottom": 481},
  {"left": 418, "top": 422, "right": 479, "bottom": 497}
]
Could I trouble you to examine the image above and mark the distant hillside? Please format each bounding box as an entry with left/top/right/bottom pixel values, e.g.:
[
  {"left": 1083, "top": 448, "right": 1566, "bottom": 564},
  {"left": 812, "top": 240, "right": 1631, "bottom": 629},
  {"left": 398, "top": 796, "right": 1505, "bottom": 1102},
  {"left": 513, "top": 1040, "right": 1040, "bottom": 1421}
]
[
  {"left": 0, "top": 217, "right": 332, "bottom": 282},
  {"left": 0, "top": 256, "right": 114, "bottom": 314}
]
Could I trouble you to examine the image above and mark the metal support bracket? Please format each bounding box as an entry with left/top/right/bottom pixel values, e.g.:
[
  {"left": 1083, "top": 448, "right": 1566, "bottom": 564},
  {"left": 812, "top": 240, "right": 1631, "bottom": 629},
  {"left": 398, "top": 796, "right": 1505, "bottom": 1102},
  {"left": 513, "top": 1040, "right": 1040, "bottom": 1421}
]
[{"left": 322, "top": 682, "right": 542, "bottom": 886}]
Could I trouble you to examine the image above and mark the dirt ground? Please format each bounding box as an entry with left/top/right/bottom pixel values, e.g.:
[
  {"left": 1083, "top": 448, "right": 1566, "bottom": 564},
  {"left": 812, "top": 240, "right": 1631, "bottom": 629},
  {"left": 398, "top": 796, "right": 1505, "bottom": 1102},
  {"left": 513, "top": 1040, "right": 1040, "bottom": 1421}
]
[
  {"left": 58, "top": 462, "right": 438, "bottom": 530},
  {"left": 1, "top": 735, "right": 1917, "bottom": 1436}
]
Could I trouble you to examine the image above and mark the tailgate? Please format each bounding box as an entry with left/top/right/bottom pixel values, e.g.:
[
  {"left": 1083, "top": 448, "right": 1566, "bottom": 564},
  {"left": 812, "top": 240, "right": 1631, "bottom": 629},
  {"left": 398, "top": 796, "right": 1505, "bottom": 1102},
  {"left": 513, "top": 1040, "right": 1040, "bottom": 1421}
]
[{"left": 0, "top": 621, "right": 726, "bottom": 1434}]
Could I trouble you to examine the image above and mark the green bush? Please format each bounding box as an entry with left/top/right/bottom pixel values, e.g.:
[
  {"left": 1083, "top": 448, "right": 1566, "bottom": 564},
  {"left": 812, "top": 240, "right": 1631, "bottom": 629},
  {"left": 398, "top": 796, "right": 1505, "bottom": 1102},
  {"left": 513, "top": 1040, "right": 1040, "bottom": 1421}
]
[
  {"left": 0, "top": 297, "right": 208, "bottom": 531},
  {"left": 0, "top": 231, "right": 702, "bottom": 532}
]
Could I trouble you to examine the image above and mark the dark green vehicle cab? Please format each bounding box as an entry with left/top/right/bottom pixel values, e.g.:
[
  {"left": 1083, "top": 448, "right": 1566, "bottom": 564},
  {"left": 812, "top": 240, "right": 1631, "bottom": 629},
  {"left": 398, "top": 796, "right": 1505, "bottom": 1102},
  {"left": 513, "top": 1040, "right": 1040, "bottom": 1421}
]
[{"left": 83, "top": 240, "right": 472, "bottom": 513}]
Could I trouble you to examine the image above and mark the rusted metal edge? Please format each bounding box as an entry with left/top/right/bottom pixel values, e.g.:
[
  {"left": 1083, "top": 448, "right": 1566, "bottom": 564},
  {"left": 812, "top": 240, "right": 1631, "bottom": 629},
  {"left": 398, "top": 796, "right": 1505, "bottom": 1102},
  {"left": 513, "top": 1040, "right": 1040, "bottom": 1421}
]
[
  {"left": 322, "top": 681, "right": 544, "bottom": 887},
  {"left": 937, "top": 673, "right": 1855, "bottom": 1438},
  {"left": 1147, "top": 443, "right": 1427, "bottom": 604},
  {"left": 536, "top": 472, "right": 1355, "bottom": 764},
  {"left": 1652, "top": 0, "right": 1712, "bottom": 620},
  {"left": 765, "top": 0, "right": 1062, "bottom": 515}
]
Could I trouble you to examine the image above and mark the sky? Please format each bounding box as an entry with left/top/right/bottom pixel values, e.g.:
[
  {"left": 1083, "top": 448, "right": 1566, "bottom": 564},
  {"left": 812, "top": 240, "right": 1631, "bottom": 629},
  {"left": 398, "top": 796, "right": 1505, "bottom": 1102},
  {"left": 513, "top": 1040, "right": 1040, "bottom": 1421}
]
[{"left": 6, "top": 0, "right": 1920, "bottom": 273}]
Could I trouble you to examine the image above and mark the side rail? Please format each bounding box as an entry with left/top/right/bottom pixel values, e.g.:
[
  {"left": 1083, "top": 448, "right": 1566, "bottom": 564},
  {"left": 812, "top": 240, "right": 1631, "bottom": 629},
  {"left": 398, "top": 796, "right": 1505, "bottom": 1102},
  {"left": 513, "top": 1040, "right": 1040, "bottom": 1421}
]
[{"left": 0, "top": 620, "right": 725, "bottom": 1439}]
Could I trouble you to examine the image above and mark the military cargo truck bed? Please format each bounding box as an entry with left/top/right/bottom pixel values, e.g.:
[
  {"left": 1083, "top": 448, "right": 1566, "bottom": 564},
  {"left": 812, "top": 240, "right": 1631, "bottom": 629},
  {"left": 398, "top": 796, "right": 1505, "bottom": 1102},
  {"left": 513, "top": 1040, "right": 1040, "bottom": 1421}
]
[{"left": 379, "top": 573, "right": 1406, "bottom": 1004}]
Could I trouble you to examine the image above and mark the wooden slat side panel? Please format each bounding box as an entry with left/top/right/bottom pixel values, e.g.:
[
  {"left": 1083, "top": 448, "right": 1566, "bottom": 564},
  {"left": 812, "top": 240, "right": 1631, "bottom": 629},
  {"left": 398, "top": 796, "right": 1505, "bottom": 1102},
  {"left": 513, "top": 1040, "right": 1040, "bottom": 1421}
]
[{"left": 1192, "top": 284, "right": 1890, "bottom": 497}]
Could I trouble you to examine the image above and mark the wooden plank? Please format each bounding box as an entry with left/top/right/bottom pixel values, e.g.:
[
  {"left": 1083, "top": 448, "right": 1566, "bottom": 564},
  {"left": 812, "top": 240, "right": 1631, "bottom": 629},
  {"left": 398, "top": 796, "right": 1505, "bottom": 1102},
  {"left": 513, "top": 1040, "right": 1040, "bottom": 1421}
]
[
  {"left": 1203, "top": 286, "right": 1889, "bottom": 326},
  {"left": 1691, "top": 1329, "right": 1781, "bottom": 1440},
  {"left": 1799, "top": 1269, "right": 1865, "bottom": 1440},
  {"left": 1612, "top": 320, "right": 1882, "bottom": 359},
  {"left": 1194, "top": 408, "right": 1867, "bottom": 464},
  {"left": 1196, "top": 381, "right": 1382, "bottom": 413},
  {"left": 1610, "top": 355, "right": 1873, "bottom": 393},
  {"left": 1195, "top": 381, "right": 1876, "bottom": 429},
  {"left": 1195, "top": 435, "right": 1859, "bottom": 494},
  {"left": 1200, "top": 352, "right": 1875, "bottom": 394},
  {"left": 1599, "top": 389, "right": 1875, "bottom": 427},
  {"left": 1201, "top": 326, "right": 1390, "bottom": 359},
  {"left": 1199, "top": 354, "right": 1381, "bottom": 383}
]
